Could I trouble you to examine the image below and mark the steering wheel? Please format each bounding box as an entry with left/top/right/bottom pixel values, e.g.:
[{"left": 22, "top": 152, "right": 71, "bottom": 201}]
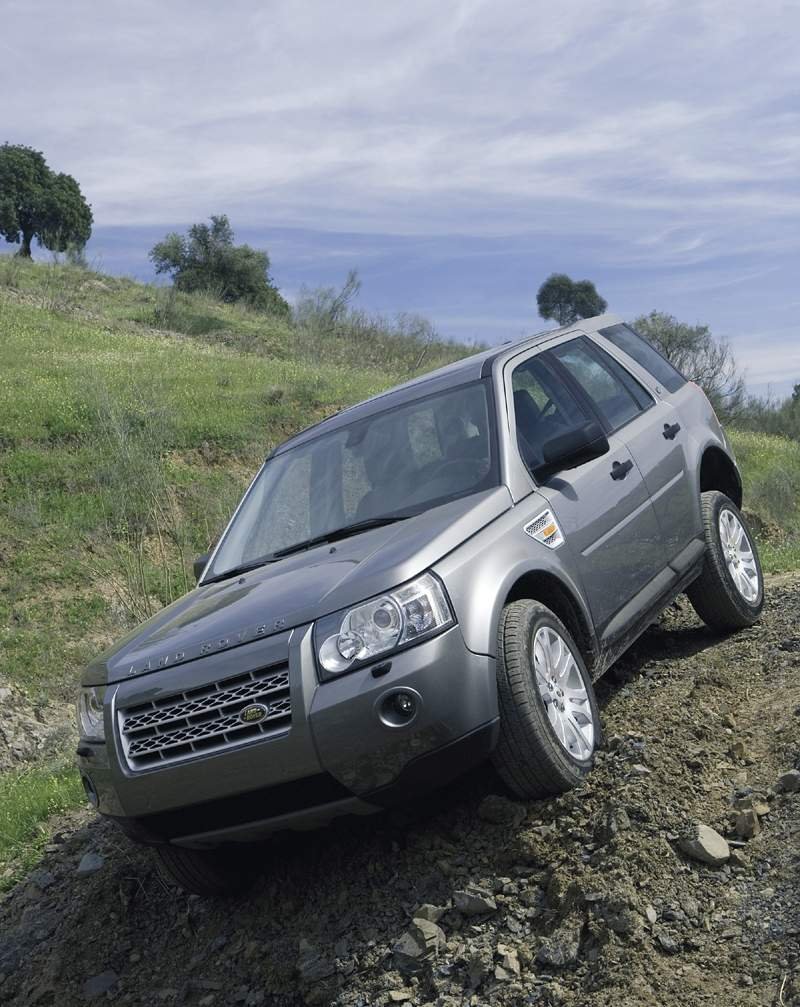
[
  {"left": 539, "top": 397, "right": 556, "bottom": 418},
  {"left": 404, "top": 459, "right": 487, "bottom": 504}
]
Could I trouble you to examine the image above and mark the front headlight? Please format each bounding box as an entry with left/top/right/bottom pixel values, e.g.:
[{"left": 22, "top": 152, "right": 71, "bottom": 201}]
[
  {"left": 315, "top": 572, "right": 454, "bottom": 681},
  {"left": 76, "top": 687, "right": 106, "bottom": 741}
]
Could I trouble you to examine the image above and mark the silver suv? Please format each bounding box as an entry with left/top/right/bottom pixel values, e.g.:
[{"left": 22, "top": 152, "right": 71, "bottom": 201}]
[{"left": 76, "top": 314, "right": 763, "bottom": 894}]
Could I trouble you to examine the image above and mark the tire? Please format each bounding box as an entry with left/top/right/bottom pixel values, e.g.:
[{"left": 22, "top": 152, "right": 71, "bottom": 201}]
[
  {"left": 686, "top": 491, "right": 764, "bottom": 631},
  {"left": 155, "top": 843, "right": 255, "bottom": 897},
  {"left": 491, "top": 600, "right": 601, "bottom": 799}
]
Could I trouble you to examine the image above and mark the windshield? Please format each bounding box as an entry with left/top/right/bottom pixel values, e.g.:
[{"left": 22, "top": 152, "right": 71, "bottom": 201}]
[{"left": 204, "top": 380, "right": 498, "bottom": 582}]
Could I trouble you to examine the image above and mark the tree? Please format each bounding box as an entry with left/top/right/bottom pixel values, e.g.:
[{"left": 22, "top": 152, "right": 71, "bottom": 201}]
[
  {"left": 0, "top": 144, "right": 92, "bottom": 258},
  {"left": 149, "top": 215, "right": 289, "bottom": 316},
  {"left": 632, "top": 311, "right": 745, "bottom": 420},
  {"left": 537, "top": 273, "right": 608, "bottom": 326}
]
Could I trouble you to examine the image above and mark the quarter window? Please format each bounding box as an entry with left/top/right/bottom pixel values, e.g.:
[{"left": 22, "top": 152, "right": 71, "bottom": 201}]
[{"left": 550, "top": 338, "right": 652, "bottom": 431}]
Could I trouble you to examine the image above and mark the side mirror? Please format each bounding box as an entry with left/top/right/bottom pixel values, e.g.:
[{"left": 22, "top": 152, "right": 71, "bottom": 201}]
[
  {"left": 536, "top": 421, "right": 609, "bottom": 478},
  {"left": 193, "top": 552, "right": 211, "bottom": 583}
]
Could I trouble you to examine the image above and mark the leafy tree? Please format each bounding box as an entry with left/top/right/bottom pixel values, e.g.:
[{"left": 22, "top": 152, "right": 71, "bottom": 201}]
[
  {"left": 0, "top": 144, "right": 92, "bottom": 258},
  {"left": 632, "top": 311, "right": 745, "bottom": 420},
  {"left": 149, "top": 215, "right": 289, "bottom": 316},
  {"left": 537, "top": 273, "right": 608, "bottom": 326}
]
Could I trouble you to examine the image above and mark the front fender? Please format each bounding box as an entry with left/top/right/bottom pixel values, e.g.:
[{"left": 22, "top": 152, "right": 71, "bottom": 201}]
[{"left": 434, "top": 493, "right": 595, "bottom": 660}]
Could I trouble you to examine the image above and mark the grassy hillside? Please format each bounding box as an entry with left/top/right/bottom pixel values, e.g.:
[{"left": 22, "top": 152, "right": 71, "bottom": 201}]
[{"left": 0, "top": 256, "right": 798, "bottom": 880}]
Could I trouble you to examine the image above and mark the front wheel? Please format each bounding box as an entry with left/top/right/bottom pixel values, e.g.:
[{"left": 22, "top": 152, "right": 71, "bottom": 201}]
[
  {"left": 155, "top": 843, "right": 257, "bottom": 896},
  {"left": 686, "top": 491, "right": 763, "bottom": 631},
  {"left": 491, "top": 600, "right": 601, "bottom": 799}
]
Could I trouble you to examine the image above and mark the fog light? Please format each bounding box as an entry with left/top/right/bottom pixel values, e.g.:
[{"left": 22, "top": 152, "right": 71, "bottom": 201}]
[
  {"left": 393, "top": 691, "right": 415, "bottom": 717},
  {"left": 378, "top": 688, "right": 421, "bottom": 727}
]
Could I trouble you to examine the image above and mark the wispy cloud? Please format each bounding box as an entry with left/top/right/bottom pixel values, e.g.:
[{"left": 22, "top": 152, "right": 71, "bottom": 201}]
[{"left": 3, "top": 0, "right": 799, "bottom": 390}]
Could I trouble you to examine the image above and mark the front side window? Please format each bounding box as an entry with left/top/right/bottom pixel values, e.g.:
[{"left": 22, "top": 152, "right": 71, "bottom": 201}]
[
  {"left": 551, "top": 337, "right": 652, "bottom": 431},
  {"left": 205, "top": 381, "right": 498, "bottom": 582},
  {"left": 511, "top": 355, "right": 592, "bottom": 473}
]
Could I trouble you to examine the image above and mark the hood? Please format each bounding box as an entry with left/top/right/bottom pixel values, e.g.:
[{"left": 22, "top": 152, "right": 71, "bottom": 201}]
[{"left": 86, "top": 486, "right": 512, "bottom": 684}]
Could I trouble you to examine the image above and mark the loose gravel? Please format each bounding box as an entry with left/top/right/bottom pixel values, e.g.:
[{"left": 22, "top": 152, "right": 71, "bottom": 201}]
[{"left": 1, "top": 577, "right": 799, "bottom": 1006}]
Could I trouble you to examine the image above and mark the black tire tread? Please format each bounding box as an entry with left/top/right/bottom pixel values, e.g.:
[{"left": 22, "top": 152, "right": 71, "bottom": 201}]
[
  {"left": 686, "top": 491, "right": 763, "bottom": 631},
  {"left": 491, "top": 600, "right": 598, "bottom": 800},
  {"left": 155, "top": 844, "right": 248, "bottom": 897}
]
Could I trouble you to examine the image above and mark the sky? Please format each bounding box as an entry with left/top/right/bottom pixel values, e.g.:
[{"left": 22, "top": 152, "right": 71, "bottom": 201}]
[{"left": 3, "top": 0, "right": 799, "bottom": 396}]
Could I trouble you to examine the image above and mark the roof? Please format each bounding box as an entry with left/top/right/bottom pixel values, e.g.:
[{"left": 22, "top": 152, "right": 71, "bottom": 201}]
[{"left": 272, "top": 312, "right": 623, "bottom": 456}]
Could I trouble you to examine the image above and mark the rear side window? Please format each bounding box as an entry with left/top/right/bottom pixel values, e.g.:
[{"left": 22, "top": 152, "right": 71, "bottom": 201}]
[
  {"left": 550, "top": 337, "right": 652, "bottom": 432},
  {"left": 599, "top": 323, "right": 686, "bottom": 393}
]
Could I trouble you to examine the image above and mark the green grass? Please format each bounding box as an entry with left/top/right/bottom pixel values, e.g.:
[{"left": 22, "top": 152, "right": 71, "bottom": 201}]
[
  {"left": 0, "top": 762, "right": 85, "bottom": 891},
  {"left": 728, "top": 428, "right": 800, "bottom": 572},
  {"left": 0, "top": 257, "right": 474, "bottom": 703}
]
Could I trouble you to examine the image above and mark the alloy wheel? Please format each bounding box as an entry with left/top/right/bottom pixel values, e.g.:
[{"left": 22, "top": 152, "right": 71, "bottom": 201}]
[{"left": 532, "top": 626, "right": 594, "bottom": 760}]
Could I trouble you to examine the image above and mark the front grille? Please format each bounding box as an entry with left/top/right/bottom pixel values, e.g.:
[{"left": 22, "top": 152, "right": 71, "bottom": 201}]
[{"left": 118, "top": 664, "right": 291, "bottom": 770}]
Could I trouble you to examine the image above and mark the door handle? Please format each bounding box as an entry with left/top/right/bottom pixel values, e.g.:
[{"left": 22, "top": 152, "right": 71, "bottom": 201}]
[
  {"left": 610, "top": 459, "right": 633, "bottom": 480},
  {"left": 663, "top": 422, "right": 681, "bottom": 440}
]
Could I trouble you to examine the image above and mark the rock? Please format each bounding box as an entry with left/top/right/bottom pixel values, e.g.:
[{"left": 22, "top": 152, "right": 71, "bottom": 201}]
[
  {"left": 655, "top": 932, "right": 681, "bottom": 954},
  {"left": 729, "top": 740, "right": 748, "bottom": 762},
  {"left": 536, "top": 916, "right": 583, "bottom": 967},
  {"left": 678, "top": 823, "right": 730, "bottom": 866},
  {"left": 28, "top": 869, "right": 56, "bottom": 890},
  {"left": 545, "top": 873, "right": 584, "bottom": 915},
  {"left": 645, "top": 906, "right": 658, "bottom": 925},
  {"left": 680, "top": 896, "right": 700, "bottom": 920},
  {"left": 477, "top": 794, "right": 526, "bottom": 827},
  {"left": 411, "top": 917, "right": 446, "bottom": 953},
  {"left": 297, "top": 939, "right": 335, "bottom": 983},
  {"left": 83, "top": 971, "right": 118, "bottom": 998},
  {"left": 729, "top": 849, "right": 750, "bottom": 869},
  {"left": 495, "top": 943, "right": 521, "bottom": 977},
  {"left": 77, "top": 852, "right": 105, "bottom": 876},
  {"left": 453, "top": 888, "right": 497, "bottom": 915},
  {"left": 413, "top": 903, "right": 446, "bottom": 923},
  {"left": 733, "top": 795, "right": 770, "bottom": 816},
  {"left": 595, "top": 805, "right": 631, "bottom": 845},
  {"left": 466, "top": 946, "right": 493, "bottom": 988},
  {"left": 631, "top": 764, "right": 651, "bottom": 776},
  {"left": 392, "top": 919, "right": 446, "bottom": 973},
  {"left": 734, "top": 809, "right": 761, "bottom": 839},
  {"left": 775, "top": 769, "right": 800, "bottom": 793},
  {"left": 594, "top": 889, "right": 642, "bottom": 936},
  {"left": 388, "top": 990, "right": 414, "bottom": 1002}
]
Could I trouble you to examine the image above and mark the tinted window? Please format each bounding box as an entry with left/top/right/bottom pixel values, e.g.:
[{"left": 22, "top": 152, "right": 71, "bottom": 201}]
[
  {"left": 511, "top": 355, "right": 592, "bottom": 473},
  {"left": 599, "top": 323, "right": 686, "bottom": 393},
  {"left": 551, "top": 338, "right": 652, "bottom": 431},
  {"left": 206, "top": 381, "right": 497, "bottom": 580}
]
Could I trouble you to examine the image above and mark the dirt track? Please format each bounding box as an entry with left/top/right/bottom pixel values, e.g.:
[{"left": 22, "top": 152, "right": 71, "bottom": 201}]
[{"left": 1, "top": 576, "right": 799, "bottom": 1007}]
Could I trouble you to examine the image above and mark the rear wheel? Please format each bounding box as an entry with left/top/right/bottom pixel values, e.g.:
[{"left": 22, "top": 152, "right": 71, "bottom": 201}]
[
  {"left": 686, "top": 491, "right": 763, "bottom": 631},
  {"left": 491, "top": 600, "right": 601, "bottom": 799},
  {"left": 155, "top": 843, "right": 256, "bottom": 897}
]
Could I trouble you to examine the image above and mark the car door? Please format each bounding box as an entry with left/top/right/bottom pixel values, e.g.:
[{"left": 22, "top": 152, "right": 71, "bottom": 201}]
[
  {"left": 592, "top": 324, "right": 701, "bottom": 562},
  {"left": 509, "top": 348, "right": 665, "bottom": 630},
  {"left": 553, "top": 335, "right": 697, "bottom": 565}
]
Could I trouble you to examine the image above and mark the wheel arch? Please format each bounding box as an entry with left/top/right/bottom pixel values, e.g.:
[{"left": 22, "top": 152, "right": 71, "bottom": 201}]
[
  {"left": 699, "top": 445, "right": 742, "bottom": 508},
  {"left": 503, "top": 569, "right": 599, "bottom": 677}
]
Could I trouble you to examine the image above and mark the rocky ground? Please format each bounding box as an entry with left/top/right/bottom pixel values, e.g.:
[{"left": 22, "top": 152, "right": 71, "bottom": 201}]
[
  {"left": 0, "top": 680, "right": 73, "bottom": 773},
  {"left": 1, "top": 576, "right": 799, "bottom": 1007}
]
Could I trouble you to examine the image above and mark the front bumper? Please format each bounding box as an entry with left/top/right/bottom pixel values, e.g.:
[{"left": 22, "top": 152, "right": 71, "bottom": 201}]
[{"left": 77, "top": 622, "right": 498, "bottom": 847}]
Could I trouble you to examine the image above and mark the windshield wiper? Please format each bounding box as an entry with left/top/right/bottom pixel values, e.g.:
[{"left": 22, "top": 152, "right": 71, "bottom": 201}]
[
  {"left": 202, "top": 553, "right": 278, "bottom": 586},
  {"left": 203, "top": 514, "right": 415, "bottom": 584},
  {"left": 271, "top": 514, "right": 415, "bottom": 559}
]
